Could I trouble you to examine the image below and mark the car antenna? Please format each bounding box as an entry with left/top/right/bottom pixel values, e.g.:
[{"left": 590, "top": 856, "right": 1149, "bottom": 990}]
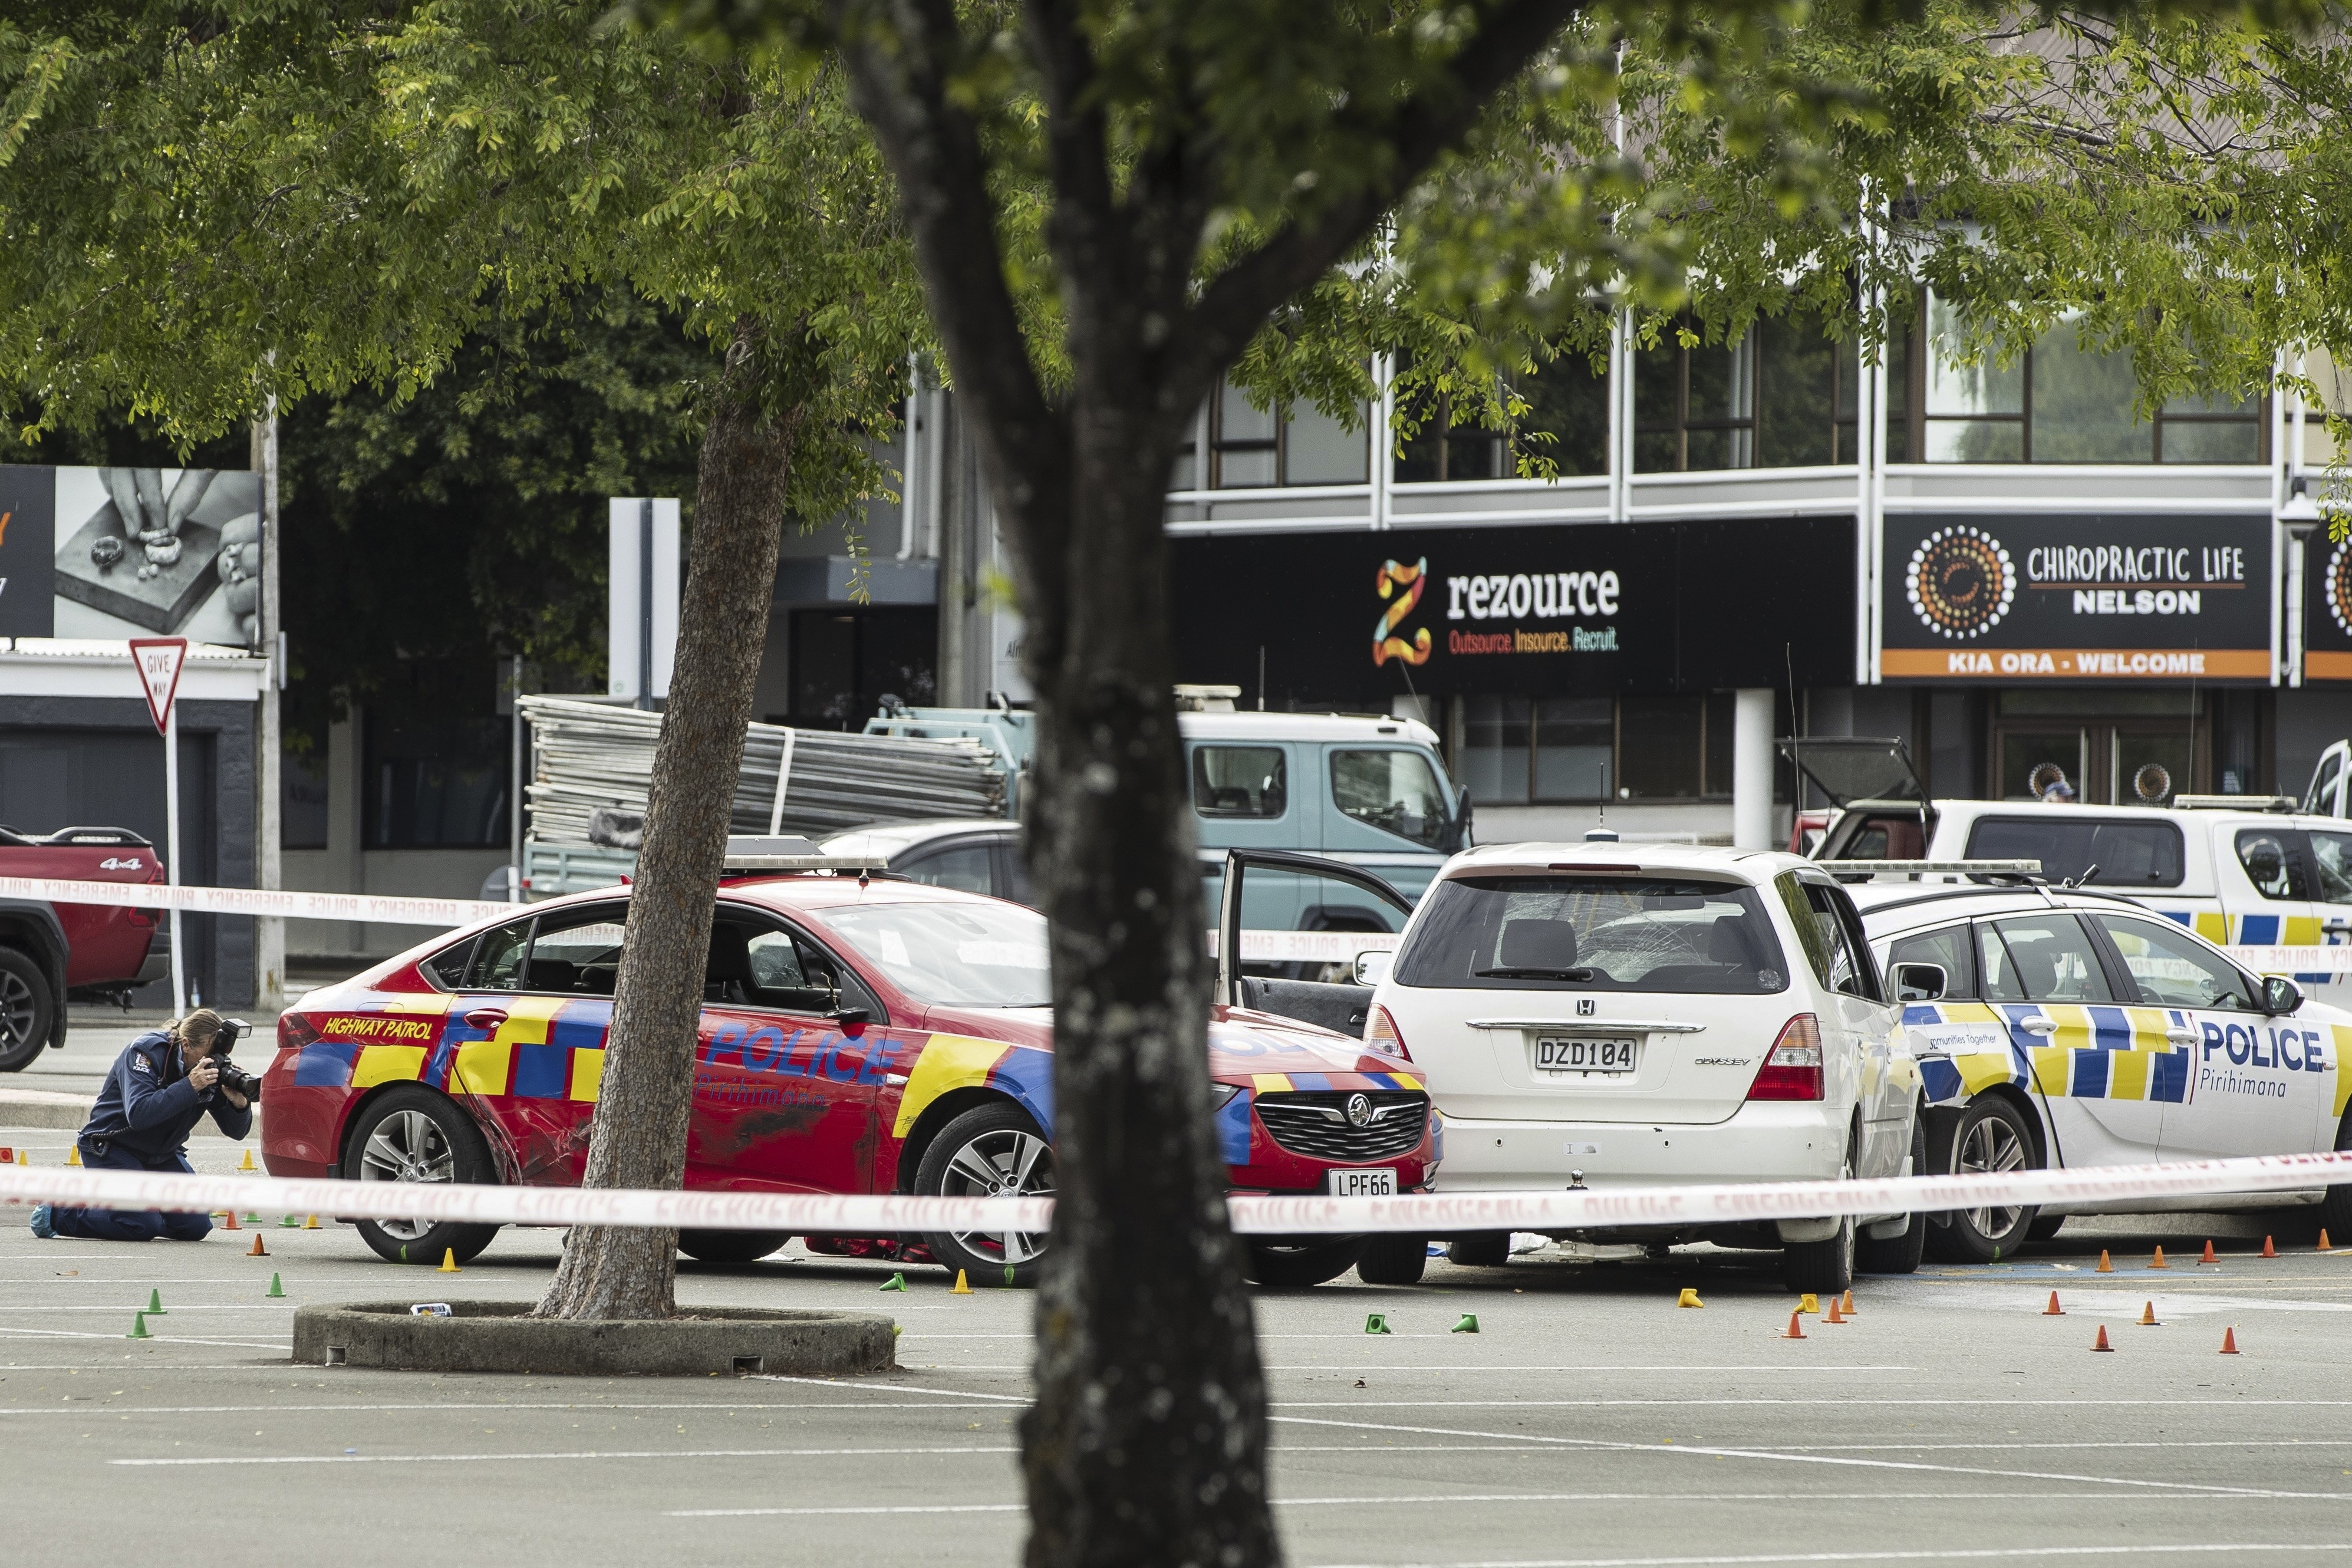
[{"left": 2063, "top": 863, "right": 2100, "bottom": 891}]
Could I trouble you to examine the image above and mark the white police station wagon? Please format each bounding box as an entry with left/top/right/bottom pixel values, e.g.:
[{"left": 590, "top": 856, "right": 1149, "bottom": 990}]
[
  {"left": 1854, "top": 880, "right": 2352, "bottom": 1262},
  {"left": 1362, "top": 842, "right": 1921, "bottom": 1294}
]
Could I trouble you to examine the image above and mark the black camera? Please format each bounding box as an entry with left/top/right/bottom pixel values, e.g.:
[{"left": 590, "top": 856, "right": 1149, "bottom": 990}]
[{"left": 208, "top": 1019, "right": 261, "bottom": 1102}]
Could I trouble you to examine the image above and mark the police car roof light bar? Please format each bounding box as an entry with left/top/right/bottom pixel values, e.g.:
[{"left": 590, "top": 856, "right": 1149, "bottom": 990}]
[{"left": 2173, "top": 795, "right": 2299, "bottom": 813}]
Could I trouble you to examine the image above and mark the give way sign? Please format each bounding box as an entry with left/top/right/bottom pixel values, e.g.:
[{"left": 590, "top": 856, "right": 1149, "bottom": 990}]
[{"left": 128, "top": 637, "right": 189, "bottom": 736}]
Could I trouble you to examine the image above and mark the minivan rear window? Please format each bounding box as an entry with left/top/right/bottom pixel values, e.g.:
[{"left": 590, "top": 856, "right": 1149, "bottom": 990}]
[
  {"left": 1962, "top": 816, "right": 2185, "bottom": 888},
  {"left": 1392, "top": 876, "right": 1790, "bottom": 993}
]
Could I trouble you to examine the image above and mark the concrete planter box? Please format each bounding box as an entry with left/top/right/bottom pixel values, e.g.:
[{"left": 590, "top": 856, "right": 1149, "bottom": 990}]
[{"left": 292, "top": 1300, "right": 897, "bottom": 1376}]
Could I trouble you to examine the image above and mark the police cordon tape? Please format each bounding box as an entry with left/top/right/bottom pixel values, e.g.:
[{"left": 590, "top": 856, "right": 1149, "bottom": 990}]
[
  {"left": 9, "top": 871, "right": 2341, "bottom": 974},
  {"left": 0, "top": 875, "right": 511, "bottom": 929},
  {"left": 0, "top": 872, "right": 1373, "bottom": 964},
  {"left": 6, "top": 1148, "right": 2352, "bottom": 1237}
]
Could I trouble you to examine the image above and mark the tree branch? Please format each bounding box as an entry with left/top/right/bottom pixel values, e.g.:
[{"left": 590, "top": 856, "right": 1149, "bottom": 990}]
[
  {"left": 1177, "top": 0, "right": 1582, "bottom": 383},
  {"left": 834, "top": 0, "right": 1069, "bottom": 579}
]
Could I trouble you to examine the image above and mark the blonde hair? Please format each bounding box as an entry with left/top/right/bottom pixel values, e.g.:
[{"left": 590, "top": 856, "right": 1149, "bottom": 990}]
[{"left": 172, "top": 1009, "right": 225, "bottom": 1050}]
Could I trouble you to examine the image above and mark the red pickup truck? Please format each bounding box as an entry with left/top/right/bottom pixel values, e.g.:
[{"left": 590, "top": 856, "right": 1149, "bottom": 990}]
[{"left": 0, "top": 826, "right": 167, "bottom": 1070}]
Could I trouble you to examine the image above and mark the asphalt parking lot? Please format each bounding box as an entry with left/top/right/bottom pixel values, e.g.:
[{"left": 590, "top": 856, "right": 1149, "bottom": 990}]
[{"left": 6, "top": 1119, "right": 2352, "bottom": 1568}]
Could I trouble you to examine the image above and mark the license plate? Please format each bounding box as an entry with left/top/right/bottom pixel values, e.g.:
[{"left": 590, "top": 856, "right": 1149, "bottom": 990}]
[
  {"left": 1327, "top": 1167, "right": 1398, "bottom": 1197},
  {"left": 1535, "top": 1036, "right": 1638, "bottom": 1074}
]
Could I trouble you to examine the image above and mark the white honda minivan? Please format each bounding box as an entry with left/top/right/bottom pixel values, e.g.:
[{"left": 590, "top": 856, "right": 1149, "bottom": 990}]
[{"left": 1363, "top": 842, "right": 1922, "bottom": 1292}]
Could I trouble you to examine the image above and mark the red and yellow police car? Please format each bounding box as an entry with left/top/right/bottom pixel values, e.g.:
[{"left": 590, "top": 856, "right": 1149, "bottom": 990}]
[{"left": 261, "top": 870, "right": 1437, "bottom": 1286}]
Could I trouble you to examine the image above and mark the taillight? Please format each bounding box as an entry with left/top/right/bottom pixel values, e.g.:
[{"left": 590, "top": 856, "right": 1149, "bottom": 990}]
[
  {"left": 1366, "top": 1005, "right": 1412, "bottom": 1061},
  {"left": 1746, "top": 1014, "right": 1824, "bottom": 1101},
  {"left": 277, "top": 1012, "right": 323, "bottom": 1053}
]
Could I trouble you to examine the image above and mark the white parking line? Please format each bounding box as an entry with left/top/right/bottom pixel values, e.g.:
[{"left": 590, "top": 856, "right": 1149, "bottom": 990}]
[
  {"left": 1305, "top": 1547, "right": 2352, "bottom": 1568},
  {"left": 114, "top": 1445, "right": 1023, "bottom": 1465},
  {"left": 13, "top": 1305, "right": 296, "bottom": 1313},
  {"left": 1783, "top": 1440, "right": 2352, "bottom": 1452},
  {"left": 0, "top": 1326, "right": 290, "bottom": 1351},
  {"left": 1267, "top": 1416, "right": 2352, "bottom": 1500},
  {"left": 1267, "top": 1399, "right": 2352, "bottom": 1409}
]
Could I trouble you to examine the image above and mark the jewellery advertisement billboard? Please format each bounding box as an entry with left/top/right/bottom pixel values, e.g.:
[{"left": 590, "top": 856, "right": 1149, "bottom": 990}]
[{"left": 0, "top": 465, "right": 263, "bottom": 645}]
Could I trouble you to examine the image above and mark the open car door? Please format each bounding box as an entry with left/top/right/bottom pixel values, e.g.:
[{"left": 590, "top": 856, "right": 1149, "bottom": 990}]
[
  {"left": 1215, "top": 849, "right": 1416, "bottom": 1038},
  {"left": 1778, "top": 736, "right": 1935, "bottom": 859}
]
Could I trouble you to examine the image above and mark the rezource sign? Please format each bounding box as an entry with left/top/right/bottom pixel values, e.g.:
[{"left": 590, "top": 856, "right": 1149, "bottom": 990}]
[{"left": 1171, "top": 518, "right": 1856, "bottom": 700}]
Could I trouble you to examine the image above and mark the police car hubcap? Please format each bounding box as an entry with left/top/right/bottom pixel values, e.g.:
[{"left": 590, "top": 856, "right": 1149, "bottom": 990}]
[
  {"left": 941, "top": 1129, "right": 1054, "bottom": 1266},
  {"left": 358, "top": 1109, "right": 456, "bottom": 1242}
]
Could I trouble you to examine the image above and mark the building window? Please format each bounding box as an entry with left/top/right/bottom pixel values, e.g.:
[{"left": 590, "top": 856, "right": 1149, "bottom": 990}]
[
  {"left": 1636, "top": 315, "right": 1885, "bottom": 472},
  {"left": 1461, "top": 693, "right": 1734, "bottom": 804},
  {"left": 364, "top": 717, "right": 508, "bottom": 849},
  {"left": 1396, "top": 354, "right": 1611, "bottom": 482},
  {"left": 283, "top": 746, "right": 329, "bottom": 851},
  {"left": 1208, "top": 378, "right": 1369, "bottom": 488},
  {"left": 1916, "top": 297, "right": 2265, "bottom": 463}
]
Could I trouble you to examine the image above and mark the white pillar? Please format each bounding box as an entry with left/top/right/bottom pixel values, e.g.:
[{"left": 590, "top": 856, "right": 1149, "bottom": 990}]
[
  {"left": 255, "top": 403, "right": 284, "bottom": 1010},
  {"left": 1732, "top": 687, "right": 1775, "bottom": 851}
]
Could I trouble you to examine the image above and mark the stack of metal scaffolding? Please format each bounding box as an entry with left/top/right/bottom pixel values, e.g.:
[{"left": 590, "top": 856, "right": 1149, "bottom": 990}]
[{"left": 520, "top": 696, "right": 1009, "bottom": 848}]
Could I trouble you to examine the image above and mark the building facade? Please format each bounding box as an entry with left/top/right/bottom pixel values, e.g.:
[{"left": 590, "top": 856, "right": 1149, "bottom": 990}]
[{"left": 1160, "top": 309, "right": 2346, "bottom": 844}]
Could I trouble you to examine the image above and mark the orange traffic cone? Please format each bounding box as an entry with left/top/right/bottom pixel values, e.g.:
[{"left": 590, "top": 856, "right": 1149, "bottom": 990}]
[
  {"left": 2139, "top": 1300, "right": 2160, "bottom": 1326},
  {"left": 2199, "top": 1240, "right": 2217, "bottom": 1264},
  {"left": 222, "top": 1211, "right": 239, "bottom": 1231},
  {"left": 1824, "top": 1295, "right": 1846, "bottom": 1325},
  {"left": 2220, "top": 1326, "right": 2241, "bottom": 1355},
  {"left": 2321, "top": 1228, "right": 2334, "bottom": 1253},
  {"left": 2149, "top": 1246, "right": 2169, "bottom": 1269},
  {"left": 1839, "top": 1289, "right": 1856, "bottom": 1316},
  {"left": 2262, "top": 1235, "right": 2277, "bottom": 1259},
  {"left": 1782, "top": 1310, "right": 1806, "bottom": 1340},
  {"left": 246, "top": 1233, "right": 266, "bottom": 1257},
  {"left": 2096, "top": 1250, "right": 2114, "bottom": 1273},
  {"left": 2092, "top": 1324, "right": 2114, "bottom": 1352},
  {"left": 2043, "top": 1291, "right": 2065, "bottom": 1316}
]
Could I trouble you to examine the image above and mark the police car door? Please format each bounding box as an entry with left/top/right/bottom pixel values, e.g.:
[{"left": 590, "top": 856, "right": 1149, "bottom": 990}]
[
  {"left": 2088, "top": 911, "right": 2333, "bottom": 1159},
  {"left": 1978, "top": 913, "right": 2160, "bottom": 1164}
]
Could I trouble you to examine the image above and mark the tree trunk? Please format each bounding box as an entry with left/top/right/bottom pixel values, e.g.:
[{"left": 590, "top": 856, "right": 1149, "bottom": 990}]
[
  {"left": 1016, "top": 403, "right": 1280, "bottom": 1568},
  {"left": 535, "top": 327, "right": 798, "bottom": 1320}
]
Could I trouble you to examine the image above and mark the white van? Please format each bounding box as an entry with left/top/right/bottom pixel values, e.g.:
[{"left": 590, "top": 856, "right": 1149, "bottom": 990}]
[{"left": 1787, "top": 738, "right": 2352, "bottom": 990}]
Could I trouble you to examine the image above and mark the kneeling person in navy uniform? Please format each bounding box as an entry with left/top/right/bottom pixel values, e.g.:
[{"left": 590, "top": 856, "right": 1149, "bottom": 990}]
[{"left": 32, "top": 1009, "right": 254, "bottom": 1241}]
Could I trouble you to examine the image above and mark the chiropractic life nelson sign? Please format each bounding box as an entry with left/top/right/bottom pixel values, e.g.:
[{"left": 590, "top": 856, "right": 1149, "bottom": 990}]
[
  {"left": 1170, "top": 518, "right": 1854, "bottom": 700},
  {"left": 1878, "top": 513, "right": 2272, "bottom": 683}
]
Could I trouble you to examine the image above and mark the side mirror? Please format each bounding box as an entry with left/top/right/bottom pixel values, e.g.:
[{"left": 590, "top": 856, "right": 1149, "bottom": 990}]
[
  {"left": 2262, "top": 976, "right": 2303, "bottom": 1017},
  {"left": 1892, "top": 962, "right": 1946, "bottom": 1003},
  {"left": 1353, "top": 950, "right": 1394, "bottom": 987},
  {"left": 831, "top": 1006, "right": 871, "bottom": 1038}
]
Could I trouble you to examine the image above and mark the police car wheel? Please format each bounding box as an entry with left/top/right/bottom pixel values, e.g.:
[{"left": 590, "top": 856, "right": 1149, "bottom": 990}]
[
  {"left": 341, "top": 1086, "right": 501, "bottom": 1266},
  {"left": 915, "top": 1101, "right": 1053, "bottom": 1289},
  {"left": 0, "top": 947, "right": 56, "bottom": 1073},
  {"left": 1923, "top": 1096, "right": 2040, "bottom": 1264},
  {"left": 1355, "top": 1233, "right": 1430, "bottom": 1286}
]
